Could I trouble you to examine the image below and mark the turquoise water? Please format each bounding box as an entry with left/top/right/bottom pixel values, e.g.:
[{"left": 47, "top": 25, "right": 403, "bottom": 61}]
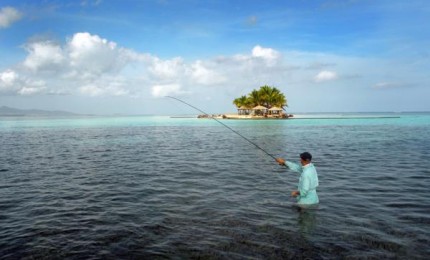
[{"left": 1, "top": 113, "right": 429, "bottom": 258}]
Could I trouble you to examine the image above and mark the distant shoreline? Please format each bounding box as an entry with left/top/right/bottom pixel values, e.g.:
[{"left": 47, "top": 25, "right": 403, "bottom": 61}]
[
  {"left": 289, "top": 116, "right": 401, "bottom": 119},
  {"left": 197, "top": 113, "right": 292, "bottom": 120},
  {"left": 170, "top": 114, "right": 403, "bottom": 120}
]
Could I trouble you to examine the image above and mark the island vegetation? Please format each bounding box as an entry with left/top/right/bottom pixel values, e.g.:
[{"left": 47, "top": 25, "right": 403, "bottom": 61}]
[
  {"left": 229, "top": 85, "right": 290, "bottom": 119},
  {"left": 197, "top": 85, "right": 291, "bottom": 119},
  {"left": 233, "top": 85, "right": 287, "bottom": 110}
]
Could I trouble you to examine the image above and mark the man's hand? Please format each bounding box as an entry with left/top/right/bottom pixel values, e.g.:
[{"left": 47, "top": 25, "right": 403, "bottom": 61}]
[
  {"left": 276, "top": 158, "right": 285, "bottom": 165},
  {"left": 291, "top": 190, "right": 300, "bottom": 197}
]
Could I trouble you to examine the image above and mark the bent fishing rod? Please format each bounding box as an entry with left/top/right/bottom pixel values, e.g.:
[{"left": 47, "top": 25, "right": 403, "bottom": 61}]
[{"left": 166, "top": 96, "right": 283, "bottom": 165}]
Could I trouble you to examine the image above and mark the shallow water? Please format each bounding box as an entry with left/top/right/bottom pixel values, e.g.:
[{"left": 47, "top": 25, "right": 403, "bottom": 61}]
[{"left": 1, "top": 114, "right": 429, "bottom": 259}]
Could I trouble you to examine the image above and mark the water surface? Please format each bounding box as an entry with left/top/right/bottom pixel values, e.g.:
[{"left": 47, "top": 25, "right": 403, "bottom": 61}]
[{"left": 1, "top": 114, "right": 429, "bottom": 258}]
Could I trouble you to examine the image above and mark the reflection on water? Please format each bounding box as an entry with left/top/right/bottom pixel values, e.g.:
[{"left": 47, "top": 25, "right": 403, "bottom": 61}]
[{"left": 297, "top": 207, "right": 318, "bottom": 234}]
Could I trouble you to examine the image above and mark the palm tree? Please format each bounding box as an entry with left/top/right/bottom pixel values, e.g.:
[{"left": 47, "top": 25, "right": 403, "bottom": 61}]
[
  {"left": 274, "top": 92, "right": 288, "bottom": 109},
  {"left": 248, "top": 89, "right": 262, "bottom": 107},
  {"left": 259, "top": 85, "right": 276, "bottom": 108},
  {"left": 233, "top": 85, "right": 288, "bottom": 112},
  {"left": 233, "top": 95, "right": 248, "bottom": 108},
  {"left": 270, "top": 87, "right": 287, "bottom": 109},
  {"left": 256, "top": 85, "right": 288, "bottom": 109}
]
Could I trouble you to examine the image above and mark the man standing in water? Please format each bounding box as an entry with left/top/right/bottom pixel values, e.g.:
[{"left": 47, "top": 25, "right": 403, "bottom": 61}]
[{"left": 276, "top": 152, "right": 319, "bottom": 207}]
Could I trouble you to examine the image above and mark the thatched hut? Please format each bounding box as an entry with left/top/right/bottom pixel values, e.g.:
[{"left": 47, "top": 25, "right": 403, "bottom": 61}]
[
  {"left": 237, "top": 105, "right": 251, "bottom": 115},
  {"left": 268, "top": 106, "right": 283, "bottom": 115},
  {"left": 252, "top": 105, "right": 268, "bottom": 116}
]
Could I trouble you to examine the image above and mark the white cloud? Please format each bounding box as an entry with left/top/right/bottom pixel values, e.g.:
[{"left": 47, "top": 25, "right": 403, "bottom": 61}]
[
  {"left": 151, "top": 84, "right": 183, "bottom": 98},
  {"left": 0, "top": 69, "right": 48, "bottom": 95},
  {"left": 79, "top": 84, "right": 104, "bottom": 96},
  {"left": 4, "top": 32, "right": 139, "bottom": 96},
  {"left": 189, "top": 60, "right": 226, "bottom": 85},
  {"left": 251, "top": 45, "right": 281, "bottom": 65},
  {"left": 314, "top": 70, "right": 338, "bottom": 82},
  {"left": 2, "top": 30, "right": 427, "bottom": 113},
  {"left": 149, "top": 57, "right": 185, "bottom": 79},
  {"left": 5, "top": 37, "right": 291, "bottom": 97},
  {"left": 18, "top": 86, "right": 46, "bottom": 95},
  {"left": 68, "top": 32, "right": 131, "bottom": 76},
  {"left": 23, "top": 42, "right": 65, "bottom": 71},
  {"left": 1, "top": 32, "right": 375, "bottom": 104},
  {"left": 0, "top": 70, "right": 22, "bottom": 94},
  {"left": 78, "top": 77, "right": 130, "bottom": 97},
  {"left": 78, "top": 85, "right": 128, "bottom": 97},
  {"left": 0, "top": 7, "right": 22, "bottom": 28},
  {"left": 0, "top": 70, "right": 18, "bottom": 86},
  {"left": 19, "top": 78, "right": 47, "bottom": 95}
]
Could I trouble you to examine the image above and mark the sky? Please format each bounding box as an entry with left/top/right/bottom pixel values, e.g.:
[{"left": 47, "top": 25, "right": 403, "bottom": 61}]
[{"left": 0, "top": 0, "right": 429, "bottom": 115}]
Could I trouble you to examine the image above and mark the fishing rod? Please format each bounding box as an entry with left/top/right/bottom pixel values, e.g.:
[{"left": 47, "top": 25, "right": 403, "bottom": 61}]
[{"left": 166, "top": 96, "right": 282, "bottom": 164}]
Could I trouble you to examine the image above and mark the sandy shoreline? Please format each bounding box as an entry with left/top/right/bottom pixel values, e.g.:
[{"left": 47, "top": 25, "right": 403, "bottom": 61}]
[{"left": 187, "top": 114, "right": 401, "bottom": 120}]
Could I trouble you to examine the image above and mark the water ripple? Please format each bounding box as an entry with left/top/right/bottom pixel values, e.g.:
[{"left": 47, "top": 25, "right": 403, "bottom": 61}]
[{"left": 0, "top": 117, "right": 429, "bottom": 258}]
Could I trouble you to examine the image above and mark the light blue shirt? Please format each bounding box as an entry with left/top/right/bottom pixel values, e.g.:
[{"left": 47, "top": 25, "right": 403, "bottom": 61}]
[{"left": 285, "top": 161, "right": 319, "bottom": 205}]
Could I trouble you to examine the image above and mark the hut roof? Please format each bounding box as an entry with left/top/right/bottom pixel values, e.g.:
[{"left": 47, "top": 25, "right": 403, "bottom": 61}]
[
  {"left": 269, "top": 106, "right": 283, "bottom": 111},
  {"left": 252, "top": 105, "right": 268, "bottom": 110}
]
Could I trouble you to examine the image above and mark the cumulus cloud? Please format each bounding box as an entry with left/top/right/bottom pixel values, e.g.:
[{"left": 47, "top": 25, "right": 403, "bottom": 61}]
[
  {"left": 0, "top": 69, "right": 47, "bottom": 95},
  {"left": 2, "top": 32, "right": 155, "bottom": 96},
  {"left": 21, "top": 32, "right": 132, "bottom": 77},
  {"left": 0, "top": 70, "right": 17, "bottom": 87},
  {"left": 209, "top": 45, "right": 289, "bottom": 86},
  {"left": 189, "top": 60, "right": 226, "bottom": 85},
  {"left": 151, "top": 84, "right": 183, "bottom": 98},
  {"left": 314, "top": 70, "right": 338, "bottom": 82},
  {"left": 20, "top": 32, "right": 138, "bottom": 96},
  {"left": 79, "top": 84, "right": 104, "bottom": 96},
  {"left": 18, "top": 85, "right": 46, "bottom": 95},
  {"left": 79, "top": 83, "right": 129, "bottom": 97},
  {"left": 1, "top": 32, "right": 322, "bottom": 98},
  {"left": 149, "top": 57, "right": 185, "bottom": 79},
  {"left": 68, "top": 32, "right": 131, "bottom": 76},
  {"left": 0, "top": 7, "right": 22, "bottom": 28},
  {"left": 251, "top": 45, "right": 281, "bottom": 65},
  {"left": 23, "top": 41, "right": 65, "bottom": 71},
  {"left": 77, "top": 74, "right": 130, "bottom": 97}
]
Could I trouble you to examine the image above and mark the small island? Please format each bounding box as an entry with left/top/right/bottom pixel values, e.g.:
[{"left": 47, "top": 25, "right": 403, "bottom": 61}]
[{"left": 198, "top": 85, "right": 292, "bottom": 119}]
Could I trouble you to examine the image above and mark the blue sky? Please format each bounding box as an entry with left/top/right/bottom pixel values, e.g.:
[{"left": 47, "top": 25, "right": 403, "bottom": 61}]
[{"left": 0, "top": 0, "right": 429, "bottom": 114}]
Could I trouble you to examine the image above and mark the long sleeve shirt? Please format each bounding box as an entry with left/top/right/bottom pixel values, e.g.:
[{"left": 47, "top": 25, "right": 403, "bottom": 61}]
[{"left": 285, "top": 161, "right": 319, "bottom": 205}]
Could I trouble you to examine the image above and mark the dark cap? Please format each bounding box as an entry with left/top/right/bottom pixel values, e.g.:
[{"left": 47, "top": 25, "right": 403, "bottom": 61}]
[{"left": 300, "top": 152, "right": 312, "bottom": 161}]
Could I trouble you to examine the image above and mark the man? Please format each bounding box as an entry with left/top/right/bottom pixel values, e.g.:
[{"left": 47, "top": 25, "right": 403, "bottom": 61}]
[{"left": 276, "top": 152, "right": 319, "bottom": 207}]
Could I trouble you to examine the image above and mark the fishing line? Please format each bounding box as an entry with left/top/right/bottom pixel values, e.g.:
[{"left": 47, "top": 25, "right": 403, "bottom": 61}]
[{"left": 166, "top": 96, "right": 282, "bottom": 164}]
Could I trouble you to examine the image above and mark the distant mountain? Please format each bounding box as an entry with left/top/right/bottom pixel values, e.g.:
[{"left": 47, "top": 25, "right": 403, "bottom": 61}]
[{"left": 0, "top": 106, "right": 82, "bottom": 117}]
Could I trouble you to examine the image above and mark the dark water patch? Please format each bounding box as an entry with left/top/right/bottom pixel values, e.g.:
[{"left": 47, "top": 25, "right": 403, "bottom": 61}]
[
  {"left": 384, "top": 202, "right": 422, "bottom": 209},
  {"left": 408, "top": 174, "right": 430, "bottom": 180},
  {"left": 399, "top": 215, "right": 430, "bottom": 225},
  {"left": 371, "top": 175, "right": 398, "bottom": 181},
  {"left": 356, "top": 234, "right": 404, "bottom": 252}
]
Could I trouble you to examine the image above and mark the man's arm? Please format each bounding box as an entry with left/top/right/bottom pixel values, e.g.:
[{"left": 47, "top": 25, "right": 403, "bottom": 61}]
[{"left": 276, "top": 158, "right": 303, "bottom": 173}]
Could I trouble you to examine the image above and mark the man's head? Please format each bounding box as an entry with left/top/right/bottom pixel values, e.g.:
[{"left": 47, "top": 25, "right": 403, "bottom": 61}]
[{"left": 300, "top": 152, "right": 312, "bottom": 165}]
